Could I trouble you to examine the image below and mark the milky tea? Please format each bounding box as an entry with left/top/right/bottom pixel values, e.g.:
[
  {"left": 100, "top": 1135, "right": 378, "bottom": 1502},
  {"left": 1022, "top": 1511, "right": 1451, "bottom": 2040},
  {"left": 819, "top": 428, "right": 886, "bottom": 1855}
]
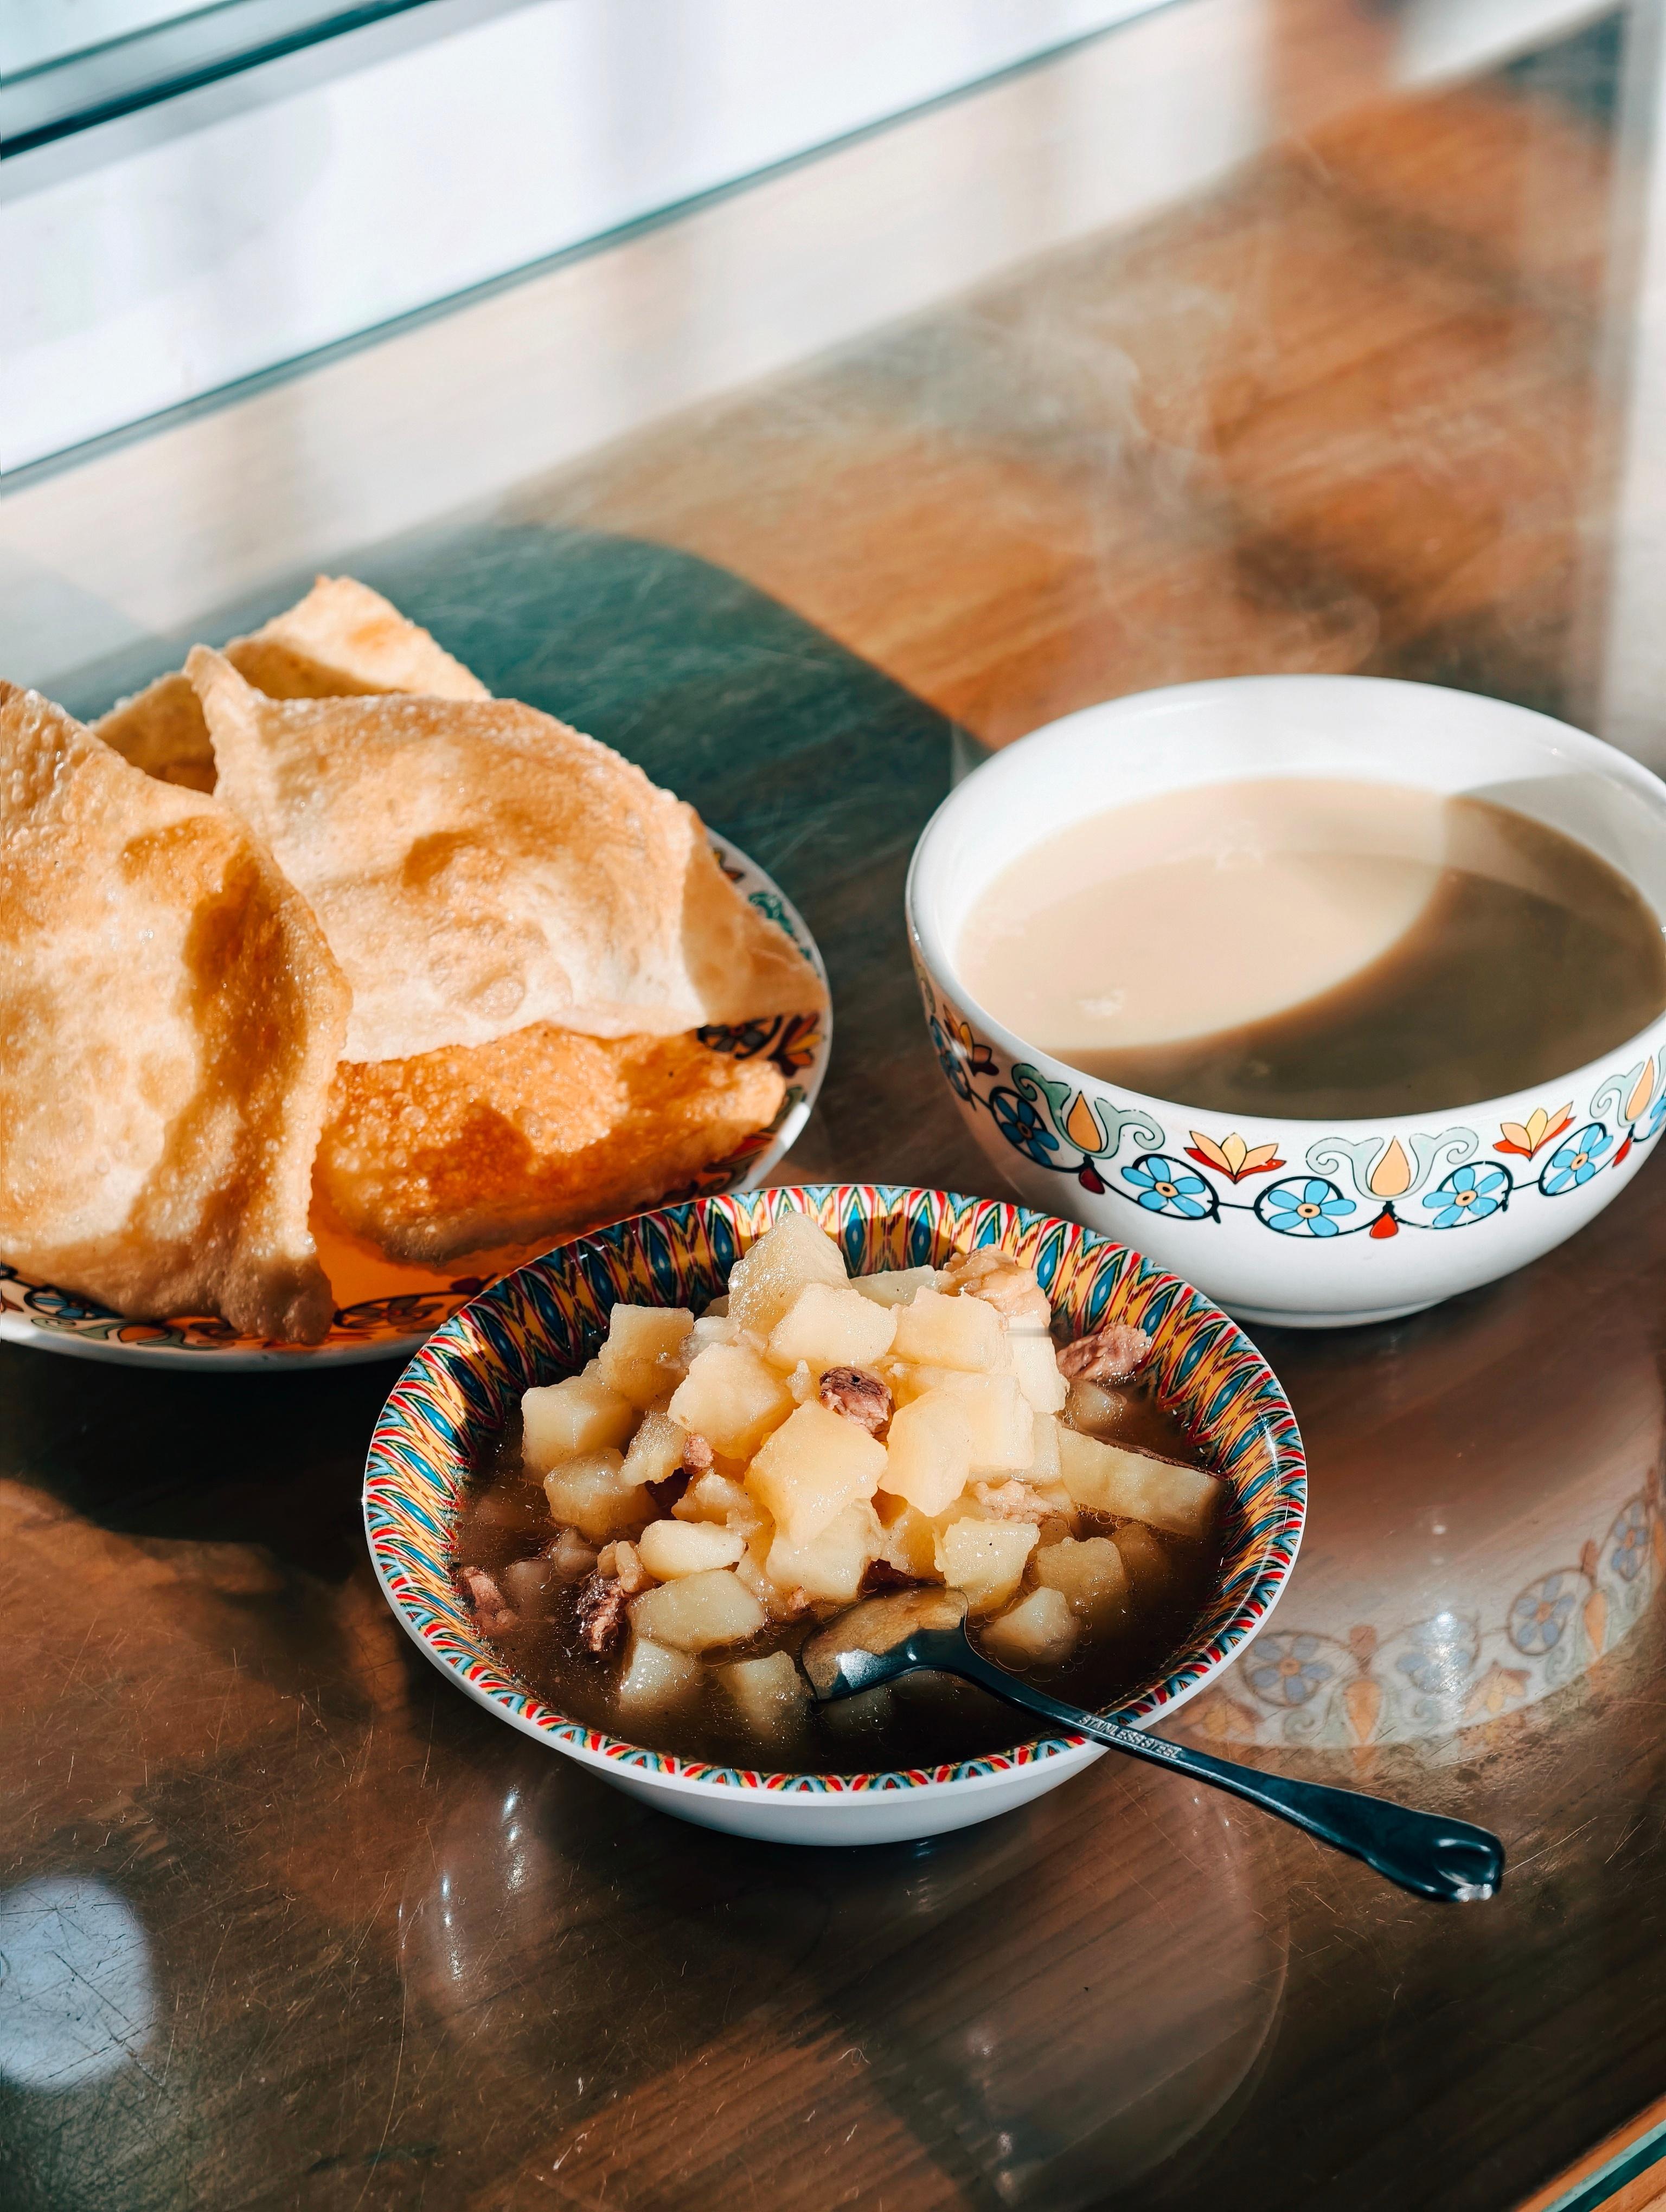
[{"left": 956, "top": 779, "right": 1666, "bottom": 1120}]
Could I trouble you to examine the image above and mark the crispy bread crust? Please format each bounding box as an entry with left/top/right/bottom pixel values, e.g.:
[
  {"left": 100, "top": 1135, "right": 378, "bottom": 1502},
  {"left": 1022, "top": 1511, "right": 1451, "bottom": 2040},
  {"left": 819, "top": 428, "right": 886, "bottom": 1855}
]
[
  {"left": 0, "top": 685, "right": 350, "bottom": 1339},
  {"left": 317, "top": 1024, "right": 785, "bottom": 1263}
]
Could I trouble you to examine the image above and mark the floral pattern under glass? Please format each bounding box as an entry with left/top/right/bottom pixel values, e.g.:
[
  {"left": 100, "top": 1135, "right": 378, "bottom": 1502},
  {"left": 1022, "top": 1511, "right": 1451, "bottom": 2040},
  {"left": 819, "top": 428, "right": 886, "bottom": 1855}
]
[
  {"left": 1422, "top": 1162, "right": 1510, "bottom": 1229},
  {"left": 1245, "top": 1634, "right": 1334, "bottom": 1708},
  {"left": 1609, "top": 1498, "right": 1652, "bottom": 1583},
  {"left": 1395, "top": 1611, "right": 1481, "bottom": 1697},
  {"left": 1540, "top": 1123, "right": 1612, "bottom": 1194},
  {"left": 1122, "top": 1156, "right": 1215, "bottom": 1219},
  {"left": 1256, "top": 1178, "right": 1355, "bottom": 1238},
  {"left": 1508, "top": 1572, "right": 1579, "bottom": 1655}
]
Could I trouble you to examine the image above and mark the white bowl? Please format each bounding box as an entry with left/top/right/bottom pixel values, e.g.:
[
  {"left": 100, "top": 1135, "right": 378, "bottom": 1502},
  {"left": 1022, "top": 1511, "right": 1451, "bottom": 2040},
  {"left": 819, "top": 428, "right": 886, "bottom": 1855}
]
[{"left": 908, "top": 676, "right": 1666, "bottom": 1328}]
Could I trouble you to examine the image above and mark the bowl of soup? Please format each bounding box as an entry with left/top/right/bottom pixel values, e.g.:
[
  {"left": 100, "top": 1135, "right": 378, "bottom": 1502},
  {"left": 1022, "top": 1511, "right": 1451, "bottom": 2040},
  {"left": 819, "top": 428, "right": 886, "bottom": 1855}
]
[
  {"left": 907, "top": 675, "right": 1666, "bottom": 1328},
  {"left": 362, "top": 1184, "right": 1305, "bottom": 1845}
]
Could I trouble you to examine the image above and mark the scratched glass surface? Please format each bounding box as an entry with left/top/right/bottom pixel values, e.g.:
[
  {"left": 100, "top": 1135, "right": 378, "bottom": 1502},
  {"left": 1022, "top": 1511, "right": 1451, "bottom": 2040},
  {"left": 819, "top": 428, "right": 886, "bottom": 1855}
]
[{"left": 5, "top": 6, "right": 1666, "bottom": 2208}]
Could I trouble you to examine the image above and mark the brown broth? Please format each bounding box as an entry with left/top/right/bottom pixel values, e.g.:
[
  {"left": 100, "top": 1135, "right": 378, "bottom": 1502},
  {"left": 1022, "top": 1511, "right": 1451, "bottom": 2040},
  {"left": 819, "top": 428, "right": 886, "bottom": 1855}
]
[
  {"left": 453, "top": 1381, "right": 1227, "bottom": 1774},
  {"left": 957, "top": 780, "right": 1666, "bottom": 1118}
]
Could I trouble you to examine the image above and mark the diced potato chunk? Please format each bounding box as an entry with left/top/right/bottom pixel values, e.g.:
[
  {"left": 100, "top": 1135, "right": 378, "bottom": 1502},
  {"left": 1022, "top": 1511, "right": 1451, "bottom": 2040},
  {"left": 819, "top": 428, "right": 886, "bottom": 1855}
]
[
  {"left": 621, "top": 1409, "right": 688, "bottom": 1489},
  {"left": 765, "top": 1282, "right": 898, "bottom": 1374},
  {"left": 736, "top": 1541, "right": 812, "bottom": 1619},
  {"left": 668, "top": 1342, "right": 794, "bottom": 1460},
  {"left": 716, "top": 1651, "right": 808, "bottom": 1734},
  {"left": 727, "top": 1214, "right": 847, "bottom": 1335},
  {"left": 616, "top": 1634, "right": 701, "bottom": 1716},
  {"left": 1024, "top": 1412, "right": 1062, "bottom": 1482},
  {"left": 637, "top": 1517, "right": 747, "bottom": 1578},
  {"left": 521, "top": 1372, "right": 635, "bottom": 1470},
  {"left": 1032, "top": 1534, "right": 1129, "bottom": 1629},
  {"left": 745, "top": 1399, "right": 886, "bottom": 1545},
  {"left": 1008, "top": 1333, "right": 1067, "bottom": 1414},
  {"left": 890, "top": 1287, "right": 1005, "bottom": 1372},
  {"left": 882, "top": 1360, "right": 965, "bottom": 1407},
  {"left": 765, "top": 1500, "right": 883, "bottom": 1604},
  {"left": 542, "top": 1450, "right": 653, "bottom": 1542},
  {"left": 875, "top": 1494, "right": 943, "bottom": 1580},
  {"left": 674, "top": 1470, "right": 766, "bottom": 1536},
  {"left": 630, "top": 1567, "right": 766, "bottom": 1651},
  {"left": 880, "top": 1391, "right": 972, "bottom": 1516},
  {"left": 1064, "top": 1378, "right": 1129, "bottom": 1436},
  {"left": 885, "top": 1368, "right": 1033, "bottom": 1472},
  {"left": 935, "top": 1516, "right": 1037, "bottom": 1613},
  {"left": 982, "top": 1585, "right": 1079, "bottom": 1669},
  {"left": 951, "top": 1374, "right": 1035, "bottom": 1474},
  {"left": 851, "top": 1265, "right": 939, "bottom": 1309},
  {"left": 597, "top": 1537, "right": 653, "bottom": 1593},
  {"left": 597, "top": 1304, "right": 694, "bottom": 1407},
  {"left": 1056, "top": 1430, "right": 1221, "bottom": 1538},
  {"left": 1115, "top": 1520, "right": 1174, "bottom": 1596}
]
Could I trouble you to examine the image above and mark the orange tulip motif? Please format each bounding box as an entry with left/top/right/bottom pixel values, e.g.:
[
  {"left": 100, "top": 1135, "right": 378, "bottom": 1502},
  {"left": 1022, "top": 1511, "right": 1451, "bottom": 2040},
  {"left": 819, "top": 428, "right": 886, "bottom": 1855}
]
[
  {"left": 1493, "top": 1102, "right": 1575, "bottom": 1159},
  {"left": 1183, "top": 1129, "right": 1286, "bottom": 1182}
]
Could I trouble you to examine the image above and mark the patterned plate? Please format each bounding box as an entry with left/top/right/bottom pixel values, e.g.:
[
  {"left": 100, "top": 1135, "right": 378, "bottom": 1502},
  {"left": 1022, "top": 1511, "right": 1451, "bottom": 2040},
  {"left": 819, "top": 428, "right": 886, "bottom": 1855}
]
[
  {"left": 363, "top": 1184, "right": 1306, "bottom": 1798},
  {"left": 0, "top": 840, "right": 830, "bottom": 1369}
]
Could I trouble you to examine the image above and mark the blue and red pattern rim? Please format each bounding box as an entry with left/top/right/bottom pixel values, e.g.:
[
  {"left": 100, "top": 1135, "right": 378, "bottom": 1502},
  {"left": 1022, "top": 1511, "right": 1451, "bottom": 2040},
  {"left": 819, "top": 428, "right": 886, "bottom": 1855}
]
[{"left": 363, "top": 1185, "right": 1306, "bottom": 1795}]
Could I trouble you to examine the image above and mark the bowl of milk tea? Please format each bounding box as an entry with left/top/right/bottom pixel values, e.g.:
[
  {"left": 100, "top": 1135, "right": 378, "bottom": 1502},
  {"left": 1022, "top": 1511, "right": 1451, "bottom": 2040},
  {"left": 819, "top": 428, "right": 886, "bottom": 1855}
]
[{"left": 907, "top": 674, "right": 1666, "bottom": 1327}]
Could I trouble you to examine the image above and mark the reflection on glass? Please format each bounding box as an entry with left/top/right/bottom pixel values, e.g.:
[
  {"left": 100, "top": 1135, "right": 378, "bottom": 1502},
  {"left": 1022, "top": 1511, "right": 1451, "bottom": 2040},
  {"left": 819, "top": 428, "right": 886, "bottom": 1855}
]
[{"left": 399, "top": 1752, "right": 1286, "bottom": 2204}]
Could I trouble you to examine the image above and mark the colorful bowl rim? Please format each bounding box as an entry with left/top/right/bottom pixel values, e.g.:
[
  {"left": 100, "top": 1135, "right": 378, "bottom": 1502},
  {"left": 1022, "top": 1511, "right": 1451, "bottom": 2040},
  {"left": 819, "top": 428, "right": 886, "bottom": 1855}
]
[{"left": 362, "top": 1183, "right": 1307, "bottom": 1798}]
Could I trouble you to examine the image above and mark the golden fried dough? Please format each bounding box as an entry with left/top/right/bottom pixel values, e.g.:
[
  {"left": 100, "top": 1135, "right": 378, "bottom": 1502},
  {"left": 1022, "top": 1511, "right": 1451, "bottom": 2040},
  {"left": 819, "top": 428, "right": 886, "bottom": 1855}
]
[
  {"left": 190, "top": 651, "right": 826, "bottom": 1063},
  {"left": 0, "top": 685, "right": 350, "bottom": 1339},
  {"left": 316, "top": 1026, "right": 786, "bottom": 1263},
  {"left": 95, "top": 574, "right": 488, "bottom": 793}
]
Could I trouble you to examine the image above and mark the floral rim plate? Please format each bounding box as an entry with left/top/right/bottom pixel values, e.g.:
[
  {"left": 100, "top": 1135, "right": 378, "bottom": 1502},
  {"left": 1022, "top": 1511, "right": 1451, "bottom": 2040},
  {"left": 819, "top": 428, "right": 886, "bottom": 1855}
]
[
  {"left": 0, "top": 840, "right": 830, "bottom": 1369},
  {"left": 363, "top": 1184, "right": 1306, "bottom": 1797}
]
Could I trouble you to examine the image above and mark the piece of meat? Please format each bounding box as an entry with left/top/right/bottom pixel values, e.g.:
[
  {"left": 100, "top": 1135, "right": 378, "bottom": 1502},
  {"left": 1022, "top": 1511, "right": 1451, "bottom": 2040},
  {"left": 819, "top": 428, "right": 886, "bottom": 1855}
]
[
  {"left": 681, "top": 1431, "right": 715, "bottom": 1475},
  {"left": 647, "top": 1468, "right": 692, "bottom": 1516},
  {"left": 575, "top": 1571, "right": 630, "bottom": 1654},
  {"left": 457, "top": 1564, "right": 518, "bottom": 1636},
  {"left": 971, "top": 1480, "right": 1053, "bottom": 1522},
  {"left": 1056, "top": 1320, "right": 1152, "bottom": 1385},
  {"left": 941, "top": 1249, "right": 1053, "bottom": 1329},
  {"left": 818, "top": 1365, "right": 893, "bottom": 1435},
  {"left": 860, "top": 1558, "right": 914, "bottom": 1593}
]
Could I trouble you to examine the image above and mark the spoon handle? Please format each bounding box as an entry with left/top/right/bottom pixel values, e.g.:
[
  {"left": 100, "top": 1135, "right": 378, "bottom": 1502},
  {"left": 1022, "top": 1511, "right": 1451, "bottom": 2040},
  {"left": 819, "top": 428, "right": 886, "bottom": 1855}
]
[{"left": 947, "top": 1645, "right": 1504, "bottom": 1903}]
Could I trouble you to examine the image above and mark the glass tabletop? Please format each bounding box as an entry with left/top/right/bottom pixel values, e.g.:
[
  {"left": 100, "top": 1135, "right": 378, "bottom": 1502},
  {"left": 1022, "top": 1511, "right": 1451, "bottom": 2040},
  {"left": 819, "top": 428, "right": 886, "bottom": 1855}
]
[{"left": 4, "top": 4, "right": 1666, "bottom": 2205}]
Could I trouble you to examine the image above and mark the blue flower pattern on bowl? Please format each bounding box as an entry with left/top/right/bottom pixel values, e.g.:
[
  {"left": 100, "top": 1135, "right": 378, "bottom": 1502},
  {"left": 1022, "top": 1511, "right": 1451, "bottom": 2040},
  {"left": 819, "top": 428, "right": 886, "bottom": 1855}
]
[
  {"left": 1540, "top": 1123, "right": 1612, "bottom": 1195},
  {"left": 1256, "top": 1178, "right": 1355, "bottom": 1238},
  {"left": 1245, "top": 1634, "right": 1334, "bottom": 1708},
  {"left": 991, "top": 1089, "right": 1060, "bottom": 1166},
  {"left": 1122, "top": 1155, "right": 1214, "bottom": 1219},
  {"left": 911, "top": 970, "right": 1666, "bottom": 1261},
  {"left": 1508, "top": 1571, "right": 1579, "bottom": 1655},
  {"left": 1422, "top": 1162, "right": 1510, "bottom": 1229}
]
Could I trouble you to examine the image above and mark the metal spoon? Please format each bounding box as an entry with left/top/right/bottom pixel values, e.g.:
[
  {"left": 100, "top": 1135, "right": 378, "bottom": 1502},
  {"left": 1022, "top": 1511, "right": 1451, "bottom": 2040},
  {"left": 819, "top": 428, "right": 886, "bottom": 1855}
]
[{"left": 801, "top": 1588, "right": 1504, "bottom": 1903}]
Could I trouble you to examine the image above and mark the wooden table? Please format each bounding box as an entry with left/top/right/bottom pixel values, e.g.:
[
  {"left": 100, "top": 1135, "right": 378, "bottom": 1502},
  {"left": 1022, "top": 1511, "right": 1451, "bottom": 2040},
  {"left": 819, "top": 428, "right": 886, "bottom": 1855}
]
[{"left": 6, "top": 5, "right": 1666, "bottom": 2207}]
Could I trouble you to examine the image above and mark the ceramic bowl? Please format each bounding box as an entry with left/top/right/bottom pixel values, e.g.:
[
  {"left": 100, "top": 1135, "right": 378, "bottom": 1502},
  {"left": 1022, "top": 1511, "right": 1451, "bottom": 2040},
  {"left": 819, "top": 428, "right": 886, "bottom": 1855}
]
[
  {"left": 362, "top": 1183, "right": 1305, "bottom": 1846},
  {"left": 909, "top": 676, "right": 1666, "bottom": 1328}
]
